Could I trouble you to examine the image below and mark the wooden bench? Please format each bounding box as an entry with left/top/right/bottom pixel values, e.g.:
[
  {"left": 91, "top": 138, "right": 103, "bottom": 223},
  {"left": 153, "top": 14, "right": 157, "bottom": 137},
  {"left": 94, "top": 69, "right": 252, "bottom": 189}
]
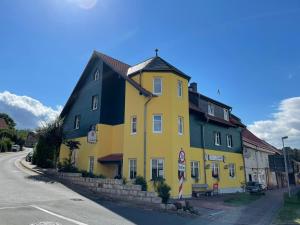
[{"left": 192, "top": 184, "right": 213, "bottom": 197}]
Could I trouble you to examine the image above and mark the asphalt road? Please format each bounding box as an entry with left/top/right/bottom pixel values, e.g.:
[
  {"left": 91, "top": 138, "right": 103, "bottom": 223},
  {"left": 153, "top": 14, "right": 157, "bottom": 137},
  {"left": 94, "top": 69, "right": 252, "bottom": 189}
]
[{"left": 0, "top": 150, "right": 196, "bottom": 225}]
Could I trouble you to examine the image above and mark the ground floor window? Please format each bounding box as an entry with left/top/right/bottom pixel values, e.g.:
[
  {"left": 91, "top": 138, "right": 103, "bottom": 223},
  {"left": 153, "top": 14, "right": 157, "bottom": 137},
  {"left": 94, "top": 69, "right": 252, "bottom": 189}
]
[
  {"left": 229, "top": 163, "right": 235, "bottom": 178},
  {"left": 212, "top": 162, "right": 220, "bottom": 178},
  {"left": 89, "top": 156, "right": 94, "bottom": 174},
  {"left": 151, "top": 159, "right": 164, "bottom": 179},
  {"left": 129, "top": 159, "right": 137, "bottom": 179},
  {"left": 191, "top": 161, "right": 199, "bottom": 179}
]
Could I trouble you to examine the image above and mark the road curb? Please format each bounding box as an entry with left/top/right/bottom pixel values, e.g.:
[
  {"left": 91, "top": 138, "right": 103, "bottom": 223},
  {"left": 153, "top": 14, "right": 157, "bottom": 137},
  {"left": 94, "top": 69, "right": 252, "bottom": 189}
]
[{"left": 19, "top": 158, "right": 44, "bottom": 175}]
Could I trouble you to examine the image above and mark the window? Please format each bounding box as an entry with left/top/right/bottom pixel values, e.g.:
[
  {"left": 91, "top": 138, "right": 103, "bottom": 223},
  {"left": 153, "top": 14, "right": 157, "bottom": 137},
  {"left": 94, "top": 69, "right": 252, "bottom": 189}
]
[
  {"left": 191, "top": 161, "right": 199, "bottom": 179},
  {"left": 74, "top": 115, "right": 80, "bottom": 129},
  {"left": 94, "top": 70, "right": 99, "bottom": 80},
  {"left": 224, "top": 108, "right": 229, "bottom": 121},
  {"left": 227, "top": 135, "right": 233, "bottom": 148},
  {"left": 212, "top": 162, "right": 219, "bottom": 178},
  {"left": 229, "top": 163, "right": 235, "bottom": 178},
  {"left": 177, "top": 80, "right": 183, "bottom": 97},
  {"left": 178, "top": 116, "right": 184, "bottom": 135},
  {"left": 151, "top": 159, "right": 164, "bottom": 179},
  {"left": 89, "top": 156, "right": 94, "bottom": 173},
  {"left": 129, "top": 159, "right": 137, "bottom": 179},
  {"left": 208, "top": 103, "right": 215, "bottom": 116},
  {"left": 153, "top": 114, "right": 162, "bottom": 133},
  {"left": 91, "top": 95, "right": 98, "bottom": 110},
  {"left": 214, "top": 132, "right": 221, "bottom": 146},
  {"left": 131, "top": 116, "right": 137, "bottom": 134},
  {"left": 153, "top": 77, "right": 162, "bottom": 95}
]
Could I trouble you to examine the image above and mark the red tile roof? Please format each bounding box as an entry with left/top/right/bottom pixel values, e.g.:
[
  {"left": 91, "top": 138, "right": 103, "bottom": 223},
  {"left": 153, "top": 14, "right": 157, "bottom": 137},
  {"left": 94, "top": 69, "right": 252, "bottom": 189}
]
[
  {"left": 242, "top": 128, "right": 279, "bottom": 154},
  {"left": 98, "top": 153, "right": 123, "bottom": 163},
  {"left": 0, "top": 118, "right": 8, "bottom": 129}
]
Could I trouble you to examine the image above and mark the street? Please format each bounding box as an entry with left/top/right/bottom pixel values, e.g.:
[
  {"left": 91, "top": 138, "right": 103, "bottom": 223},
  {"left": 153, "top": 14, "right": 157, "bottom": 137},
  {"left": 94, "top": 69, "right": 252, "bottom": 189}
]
[{"left": 0, "top": 150, "right": 195, "bottom": 225}]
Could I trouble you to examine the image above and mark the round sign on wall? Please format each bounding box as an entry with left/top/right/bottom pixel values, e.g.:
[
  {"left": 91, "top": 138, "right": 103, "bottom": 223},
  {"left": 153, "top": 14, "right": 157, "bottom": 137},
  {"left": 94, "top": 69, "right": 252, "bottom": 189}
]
[{"left": 179, "top": 150, "right": 185, "bottom": 163}]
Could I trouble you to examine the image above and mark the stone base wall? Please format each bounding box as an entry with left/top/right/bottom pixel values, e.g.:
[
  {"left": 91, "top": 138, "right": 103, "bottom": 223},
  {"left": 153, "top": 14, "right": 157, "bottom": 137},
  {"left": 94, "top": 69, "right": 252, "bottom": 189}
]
[{"left": 56, "top": 172, "right": 162, "bottom": 205}]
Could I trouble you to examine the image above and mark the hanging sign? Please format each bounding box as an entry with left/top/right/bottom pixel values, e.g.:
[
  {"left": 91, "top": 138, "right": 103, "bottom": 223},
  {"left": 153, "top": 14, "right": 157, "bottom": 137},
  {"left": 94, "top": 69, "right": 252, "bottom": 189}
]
[{"left": 87, "top": 130, "right": 97, "bottom": 143}]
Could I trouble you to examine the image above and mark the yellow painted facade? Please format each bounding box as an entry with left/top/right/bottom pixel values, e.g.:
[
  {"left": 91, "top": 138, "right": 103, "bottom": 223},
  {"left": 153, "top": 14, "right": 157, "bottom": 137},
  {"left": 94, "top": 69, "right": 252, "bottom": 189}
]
[{"left": 59, "top": 68, "right": 245, "bottom": 198}]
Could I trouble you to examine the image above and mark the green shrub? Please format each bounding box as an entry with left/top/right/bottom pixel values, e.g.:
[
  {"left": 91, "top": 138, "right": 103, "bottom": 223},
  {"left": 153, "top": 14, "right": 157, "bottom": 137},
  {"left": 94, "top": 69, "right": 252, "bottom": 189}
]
[
  {"left": 34, "top": 136, "right": 55, "bottom": 168},
  {"left": 0, "top": 138, "right": 12, "bottom": 152},
  {"left": 156, "top": 181, "right": 171, "bottom": 204},
  {"left": 135, "top": 176, "right": 147, "bottom": 191},
  {"left": 57, "top": 158, "right": 79, "bottom": 173}
]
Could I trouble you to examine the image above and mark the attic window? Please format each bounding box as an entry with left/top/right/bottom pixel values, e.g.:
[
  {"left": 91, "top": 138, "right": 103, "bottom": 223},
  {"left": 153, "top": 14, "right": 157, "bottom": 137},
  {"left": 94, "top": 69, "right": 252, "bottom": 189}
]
[
  {"left": 94, "top": 70, "right": 99, "bottom": 80},
  {"left": 208, "top": 103, "right": 215, "bottom": 116},
  {"left": 224, "top": 108, "right": 229, "bottom": 121}
]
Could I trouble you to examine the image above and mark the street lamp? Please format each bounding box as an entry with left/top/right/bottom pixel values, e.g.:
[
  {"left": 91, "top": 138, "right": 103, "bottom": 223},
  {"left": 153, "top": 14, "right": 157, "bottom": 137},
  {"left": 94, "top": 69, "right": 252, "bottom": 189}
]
[{"left": 282, "top": 136, "right": 291, "bottom": 197}]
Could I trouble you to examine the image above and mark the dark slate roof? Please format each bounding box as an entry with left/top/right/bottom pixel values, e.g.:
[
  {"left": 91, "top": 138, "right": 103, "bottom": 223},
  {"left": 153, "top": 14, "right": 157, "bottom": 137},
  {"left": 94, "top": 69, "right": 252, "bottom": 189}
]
[
  {"left": 189, "top": 90, "right": 232, "bottom": 109},
  {"left": 127, "top": 56, "right": 191, "bottom": 81},
  {"left": 0, "top": 118, "right": 8, "bottom": 129}
]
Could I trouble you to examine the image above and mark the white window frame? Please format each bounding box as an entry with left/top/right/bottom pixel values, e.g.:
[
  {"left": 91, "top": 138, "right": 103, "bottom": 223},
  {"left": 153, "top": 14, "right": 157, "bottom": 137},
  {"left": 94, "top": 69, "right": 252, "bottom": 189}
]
[
  {"left": 153, "top": 77, "right": 162, "bottom": 95},
  {"left": 129, "top": 159, "right": 137, "bottom": 179},
  {"left": 153, "top": 114, "right": 162, "bottom": 133},
  {"left": 88, "top": 156, "right": 94, "bottom": 173},
  {"left": 208, "top": 103, "right": 215, "bottom": 116},
  {"left": 212, "top": 162, "right": 220, "bottom": 179},
  {"left": 92, "top": 95, "right": 98, "bottom": 110},
  {"left": 214, "top": 132, "right": 221, "bottom": 146},
  {"left": 227, "top": 135, "right": 233, "bottom": 148},
  {"left": 229, "top": 163, "right": 235, "bottom": 178},
  {"left": 131, "top": 116, "right": 137, "bottom": 135},
  {"left": 151, "top": 158, "right": 164, "bottom": 180},
  {"left": 177, "top": 80, "right": 183, "bottom": 97},
  {"left": 224, "top": 108, "right": 229, "bottom": 121},
  {"left": 191, "top": 161, "right": 200, "bottom": 179},
  {"left": 178, "top": 116, "right": 184, "bottom": 135},
  {"left": 94, "top": 70, "right": 99, "bottom": 80},
  {"left": 74, "top": 115, "right": 80, "bottom": 130}
]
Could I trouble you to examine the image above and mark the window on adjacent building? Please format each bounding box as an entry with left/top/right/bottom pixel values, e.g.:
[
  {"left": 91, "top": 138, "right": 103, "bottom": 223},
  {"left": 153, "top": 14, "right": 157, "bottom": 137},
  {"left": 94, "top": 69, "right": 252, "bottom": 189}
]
[
  {"left": 91, "top": 95, "right": 98, "bottom": 110},
  {"left": 229, "top": 163, "right": 235, "bottom": 178},
  {"left": 177, "top": 80, "right": 183, "bottom": 97},
  {"left": 131, "top": 116, "right": 137, "bottom": 134},
  {"left": 94, "top": 70, "right": 99, "bottom": 80},
  {"left": 212, "top": 162, "right": 220, "bottom": 178},
  {"left": 214, "top": 132, "right": 221, "bottom": 146},
  {"left": 129, "top": 159, "right": 137, "bottom": 179},
  {"left": 89, "top": 156, "right": 94, "bottom": 173},
  {"left": 227, "top": 135, "right": 233, "bottom": 148},
  {"left": 153, "top": 114, "right": 162, "bottom": 133},
  {"left": 74, "top": 115, "right": 80, "bottom": 129},
  {"left": 178, "top": 116, "right": 184, "bottom": 135},
  {"left": 208, "top": 103, "right": 215, "bottom": 116},
  {"left": 153, "top": 77, "right": 162, "bottom": 95},
  {"left": 224, "top": 108, "right": 229, "bottom": 121},
  {"left": 151, "top": 159, "right": 164, "bottom": 179},
  {"left": 191, "top": 161, "right": 199, "bottom": 179}
]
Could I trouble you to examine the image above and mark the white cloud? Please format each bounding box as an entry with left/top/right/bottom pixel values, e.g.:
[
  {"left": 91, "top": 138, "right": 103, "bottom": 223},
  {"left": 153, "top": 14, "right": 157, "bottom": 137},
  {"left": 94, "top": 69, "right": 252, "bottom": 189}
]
[
  {"left": 67, "top": 0, "right": 98, "bottom": 10},
  {"left": 0, "top": 91, "right": 62, "bottom": 129},
  {"left": 248, "top": 97, "right": 300, "bottom": 149}
]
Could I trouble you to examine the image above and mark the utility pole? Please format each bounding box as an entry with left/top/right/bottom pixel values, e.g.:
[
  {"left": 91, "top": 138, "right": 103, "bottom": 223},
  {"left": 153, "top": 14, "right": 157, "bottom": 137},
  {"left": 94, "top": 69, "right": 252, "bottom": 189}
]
[{"left": 282, "top": 136, "right": 291, "bottom": 198}]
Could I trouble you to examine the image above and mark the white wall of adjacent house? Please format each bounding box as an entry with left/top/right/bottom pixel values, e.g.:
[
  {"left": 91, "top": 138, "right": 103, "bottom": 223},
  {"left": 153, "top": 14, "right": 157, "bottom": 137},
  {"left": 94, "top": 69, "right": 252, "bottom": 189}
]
[{"left": 243, "top": 147, "right": 277, "bottom": 188}]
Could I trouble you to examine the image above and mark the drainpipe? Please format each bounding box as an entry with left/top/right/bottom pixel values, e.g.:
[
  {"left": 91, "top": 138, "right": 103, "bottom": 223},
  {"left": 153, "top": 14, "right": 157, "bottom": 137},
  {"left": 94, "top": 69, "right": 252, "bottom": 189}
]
[
  {"left": 201, "top": 124, "right": 207, "bottom": 184},
  {"left": 143, "top": 96, "right": 153, "bottom": 179}
]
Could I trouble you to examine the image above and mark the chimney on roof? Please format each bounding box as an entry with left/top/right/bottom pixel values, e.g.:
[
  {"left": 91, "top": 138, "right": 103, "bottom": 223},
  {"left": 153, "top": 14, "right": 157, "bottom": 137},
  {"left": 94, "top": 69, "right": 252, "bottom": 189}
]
[{"left": 189, "top": 82, "right": 198, "bottom": 92}]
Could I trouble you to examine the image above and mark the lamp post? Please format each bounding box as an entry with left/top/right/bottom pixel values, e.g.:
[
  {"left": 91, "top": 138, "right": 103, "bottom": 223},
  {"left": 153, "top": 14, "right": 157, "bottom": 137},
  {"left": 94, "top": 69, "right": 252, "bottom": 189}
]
[{"left": 282, "top": 136, "right": 291, "bottom": 198}]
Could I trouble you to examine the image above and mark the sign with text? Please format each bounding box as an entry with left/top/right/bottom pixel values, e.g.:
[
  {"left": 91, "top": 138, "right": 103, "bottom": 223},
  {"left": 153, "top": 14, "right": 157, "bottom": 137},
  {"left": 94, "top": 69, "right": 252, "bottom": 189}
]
[{"left": 205, "top": 154, "right": 224, "bottom": 162}]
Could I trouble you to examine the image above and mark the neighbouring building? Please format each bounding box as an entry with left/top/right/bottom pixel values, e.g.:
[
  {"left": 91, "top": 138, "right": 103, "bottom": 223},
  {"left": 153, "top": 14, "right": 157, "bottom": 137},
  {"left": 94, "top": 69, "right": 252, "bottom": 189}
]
[
  {"left": 0, "top": 118, "right": 8, "bottom": 129},
  {"left": 25, "top": 131, "right": 38, "bottom": 148},
  {"left": 59, "top": 51, "right": 245, "bottom": 198},
  {"left": 242, "top": 128, "right": 279, "bottom": 189}
]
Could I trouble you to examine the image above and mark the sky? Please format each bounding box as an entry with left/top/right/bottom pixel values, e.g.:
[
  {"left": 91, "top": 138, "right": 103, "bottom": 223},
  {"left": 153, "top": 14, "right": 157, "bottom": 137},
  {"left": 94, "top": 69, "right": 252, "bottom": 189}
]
[{"left": 0, "top": 0, "right": 299, "bottom": 148}]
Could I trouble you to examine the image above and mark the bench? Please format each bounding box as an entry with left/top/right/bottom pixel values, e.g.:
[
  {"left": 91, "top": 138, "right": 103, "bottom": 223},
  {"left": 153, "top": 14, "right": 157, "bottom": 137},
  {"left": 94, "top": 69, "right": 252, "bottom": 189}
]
[{"left": 192, "top": 184, "right": 213, "bottom": 197}]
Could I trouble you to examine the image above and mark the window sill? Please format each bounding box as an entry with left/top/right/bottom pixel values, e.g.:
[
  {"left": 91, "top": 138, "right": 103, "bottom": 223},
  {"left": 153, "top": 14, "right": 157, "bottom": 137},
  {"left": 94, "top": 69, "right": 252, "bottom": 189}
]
[{"left": 130, "top": 133, "right": 137, "bottom": 135}]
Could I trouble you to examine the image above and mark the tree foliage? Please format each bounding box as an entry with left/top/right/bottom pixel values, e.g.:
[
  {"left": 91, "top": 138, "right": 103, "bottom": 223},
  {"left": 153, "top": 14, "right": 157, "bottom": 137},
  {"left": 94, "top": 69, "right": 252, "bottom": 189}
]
[{"left": 0, "top": 113, "right": 16, "bottom": 129}]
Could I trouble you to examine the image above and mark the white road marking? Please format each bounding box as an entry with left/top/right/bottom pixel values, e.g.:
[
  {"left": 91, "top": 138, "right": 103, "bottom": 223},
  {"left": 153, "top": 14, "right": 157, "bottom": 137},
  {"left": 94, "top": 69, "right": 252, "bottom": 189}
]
[
  {"left": 209, "top": 210, "right": 224, "bottom": 216},
  {"left": 30, "top": 205, "right": 88, "bottom": 225}
]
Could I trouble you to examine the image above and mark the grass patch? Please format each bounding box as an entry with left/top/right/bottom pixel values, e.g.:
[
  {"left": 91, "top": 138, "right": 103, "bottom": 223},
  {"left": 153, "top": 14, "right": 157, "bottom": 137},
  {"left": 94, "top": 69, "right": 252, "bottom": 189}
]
[
  {"left": 224, "top": 192, "right": 262, "bottom": 206},
  {"left": 273, "top": 192, "right": 300, "bottom": 225}
]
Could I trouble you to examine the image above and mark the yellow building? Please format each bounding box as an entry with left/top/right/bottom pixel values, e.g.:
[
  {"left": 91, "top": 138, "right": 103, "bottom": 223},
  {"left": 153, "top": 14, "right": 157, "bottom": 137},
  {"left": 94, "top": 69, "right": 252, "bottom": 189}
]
[{"left": 59, "top": 51, "right": 245, "bottom": 198}]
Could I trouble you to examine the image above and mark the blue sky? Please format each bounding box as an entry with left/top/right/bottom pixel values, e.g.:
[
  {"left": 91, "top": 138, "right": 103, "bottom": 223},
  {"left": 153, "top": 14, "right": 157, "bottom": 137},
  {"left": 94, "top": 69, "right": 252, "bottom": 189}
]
[{"left": 0, "top": 0, "right": 300, "bottom": 147}]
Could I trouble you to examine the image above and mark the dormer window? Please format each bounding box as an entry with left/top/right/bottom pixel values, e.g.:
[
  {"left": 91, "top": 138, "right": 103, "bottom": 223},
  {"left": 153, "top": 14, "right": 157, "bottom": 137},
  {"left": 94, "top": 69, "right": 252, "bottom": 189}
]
[
  {"left": 153, "top": 77, "right": 162, "bottom": 95},
  {"left": 208, "top": 103, "right": 215, "bottom": 116},
  {"left": 94, "top": 70, "right": 99, "bottom": 80},
  {"left": 224, "top": 108, "right": 229, "bottom": 121}
]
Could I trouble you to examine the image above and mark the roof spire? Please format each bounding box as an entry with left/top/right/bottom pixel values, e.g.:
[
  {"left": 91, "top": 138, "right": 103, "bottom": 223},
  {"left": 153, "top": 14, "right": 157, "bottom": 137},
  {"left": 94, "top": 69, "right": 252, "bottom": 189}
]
[{"left": 155, "top": 48, "right": 159, "bottom": 57}]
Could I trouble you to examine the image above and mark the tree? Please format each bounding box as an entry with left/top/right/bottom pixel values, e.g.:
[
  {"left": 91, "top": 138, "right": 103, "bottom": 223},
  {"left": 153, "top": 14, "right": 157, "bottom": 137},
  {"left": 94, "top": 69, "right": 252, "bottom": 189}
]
[
  {"left": 64, "top": 140, "right": 81, "bottom": 166},
  {"left": 0, "top": 113, "right": 16, "bottom": 129}
]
